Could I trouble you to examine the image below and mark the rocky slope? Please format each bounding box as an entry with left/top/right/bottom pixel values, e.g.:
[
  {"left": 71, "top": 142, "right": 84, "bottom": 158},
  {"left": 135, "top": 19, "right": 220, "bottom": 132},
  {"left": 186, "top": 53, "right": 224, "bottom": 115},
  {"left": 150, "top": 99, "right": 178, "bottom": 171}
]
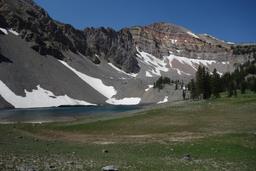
[{"left": 0, "top": 0, "right": 254, "bottom": 108}]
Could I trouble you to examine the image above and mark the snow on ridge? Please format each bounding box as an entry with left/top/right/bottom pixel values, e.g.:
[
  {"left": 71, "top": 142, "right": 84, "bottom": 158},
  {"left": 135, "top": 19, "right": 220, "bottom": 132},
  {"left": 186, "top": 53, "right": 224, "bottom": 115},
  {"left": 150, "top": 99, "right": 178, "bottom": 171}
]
[
  {"left": 8, "top": 28, "right": 19, "bottom": 36},
  {"left": 137, "top": 48, "right": 229, "bottom": 77},
  {"left": 0, "top": 80, "right": 95, "bottom": 108},
  {"left": 145, "top": 85, "right": 153, "bottom": 92},
  {"left": 167, "top": 53, "right": 217, "bottom": 71},
  {"left": 202, "top": 33, "right": 234, "bottom": 44},
  {"left": 108, "top": 63, "right": 137, "bottom": 77},
  {"left": 0, "top": 27, "right": 8, "bottom": 35},
  {"left": 157, "top": 96, "right": 168, "bottom": 104},
  {"left": 136, "top": 47, "right": 169, "bottom": 76},
  {"left": 187, "top": 31, "right": 199, "bottom": 39},
  {"left": 106, "top": 97, "right": 141, "bottom": 105},
  {"left": 227, "top": 42, "right": 235, "bottom": 45},
  {"left": 59, "top": 60, "right": 117, "bottom": 99}
]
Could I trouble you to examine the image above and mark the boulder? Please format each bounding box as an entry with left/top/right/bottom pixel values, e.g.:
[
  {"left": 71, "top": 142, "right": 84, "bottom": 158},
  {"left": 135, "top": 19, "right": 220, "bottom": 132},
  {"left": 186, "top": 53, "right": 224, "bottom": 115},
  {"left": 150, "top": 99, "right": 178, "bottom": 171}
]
[{"left": 102, "top": 165, "right": 118, "bottom": 171}]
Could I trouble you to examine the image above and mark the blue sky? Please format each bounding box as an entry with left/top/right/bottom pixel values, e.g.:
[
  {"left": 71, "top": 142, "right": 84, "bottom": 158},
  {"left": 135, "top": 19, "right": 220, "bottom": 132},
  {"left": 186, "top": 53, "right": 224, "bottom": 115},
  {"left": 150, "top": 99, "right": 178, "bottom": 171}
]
[{"left": 34, "top": 0, "right": 256, "bottom": 43}]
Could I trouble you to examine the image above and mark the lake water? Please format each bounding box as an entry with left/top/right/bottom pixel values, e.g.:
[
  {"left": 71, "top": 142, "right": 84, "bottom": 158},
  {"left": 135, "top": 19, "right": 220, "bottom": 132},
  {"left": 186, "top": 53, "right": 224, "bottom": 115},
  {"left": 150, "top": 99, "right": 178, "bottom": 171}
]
[{"left": 0, "top": 105, "right": 142, "bottom": 123}]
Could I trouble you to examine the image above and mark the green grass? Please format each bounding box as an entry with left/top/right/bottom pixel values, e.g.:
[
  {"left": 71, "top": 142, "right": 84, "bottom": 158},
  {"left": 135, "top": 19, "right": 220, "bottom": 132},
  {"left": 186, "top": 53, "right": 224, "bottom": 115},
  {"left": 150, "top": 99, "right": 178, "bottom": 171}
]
[
  {"left": 0, "top": 92, "right": 256, "bottom": 170},
  {"left": 45, "top": 91, "right": 256, "bottom": 135}
]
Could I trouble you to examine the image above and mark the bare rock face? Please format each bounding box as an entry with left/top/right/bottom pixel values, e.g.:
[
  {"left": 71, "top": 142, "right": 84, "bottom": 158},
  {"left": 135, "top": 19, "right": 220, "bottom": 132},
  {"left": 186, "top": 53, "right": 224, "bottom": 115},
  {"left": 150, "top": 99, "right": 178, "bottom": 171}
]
[
  {"left": 0, "top": 95, "right": 13, "bottom": 109},
  {"left": 83, "top": 27, "right": 139, "bottom": 73},
  {"left": 129, "top": 22, "right": 232, "bottom": 61},
  {"left": 0, "top": 0, "right": 254, "bottom": 75},
  {"left": 0, "top": 0, "right": 140, "bottom": 73}
]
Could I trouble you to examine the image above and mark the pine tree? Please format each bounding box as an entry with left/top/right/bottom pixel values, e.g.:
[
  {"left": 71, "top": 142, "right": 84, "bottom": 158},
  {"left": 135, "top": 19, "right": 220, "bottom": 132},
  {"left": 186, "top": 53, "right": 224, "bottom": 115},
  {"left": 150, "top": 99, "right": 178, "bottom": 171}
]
[
  {"left": 190, "top": 79, "right": 197, "bottom": 99},
  {"left": 175, "top": 80, "right": 178, "bottom": 90},
  {"left": 253, "top": 78, "right": 256, "bottom": 93},
  {"left": 203, "top": 70, "right": 212, "bottom": 99},
  {"left": 228, "top": 81, "right": 235, "bottom": 97},
  {"left": 211, "top": 68, "right": 221, "bottom": 98},
  {"left": 195, "top": 65, "right": 204, "bottom": 97},
  {"left": 240, "top": 80, "right": 247, "bottom": 94}
]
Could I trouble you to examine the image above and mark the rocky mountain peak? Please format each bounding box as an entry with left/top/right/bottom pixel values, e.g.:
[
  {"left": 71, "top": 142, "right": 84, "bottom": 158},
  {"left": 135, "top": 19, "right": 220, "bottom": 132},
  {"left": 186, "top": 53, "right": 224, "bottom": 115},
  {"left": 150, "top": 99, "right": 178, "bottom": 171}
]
[
  {"left": 145, "top": 22, "right": 190, "bottom": 34},
  {"left": 0, "top": 0, "right": 140, "bottom": 73}
]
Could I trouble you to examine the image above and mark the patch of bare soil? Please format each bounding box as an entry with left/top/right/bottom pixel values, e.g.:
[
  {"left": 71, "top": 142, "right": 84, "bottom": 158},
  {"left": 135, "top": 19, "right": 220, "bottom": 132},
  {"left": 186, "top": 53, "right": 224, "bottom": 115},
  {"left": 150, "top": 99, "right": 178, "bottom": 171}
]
[{"left": 21, "top": 129, "right": 210, "bottom": 144}]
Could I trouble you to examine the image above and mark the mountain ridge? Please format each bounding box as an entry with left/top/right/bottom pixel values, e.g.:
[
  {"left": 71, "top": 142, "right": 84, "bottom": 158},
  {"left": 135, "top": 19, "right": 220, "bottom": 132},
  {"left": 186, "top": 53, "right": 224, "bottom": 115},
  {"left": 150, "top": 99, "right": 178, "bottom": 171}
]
[{"left": 0, "top": 0, "right": 255, "bottom": 108}]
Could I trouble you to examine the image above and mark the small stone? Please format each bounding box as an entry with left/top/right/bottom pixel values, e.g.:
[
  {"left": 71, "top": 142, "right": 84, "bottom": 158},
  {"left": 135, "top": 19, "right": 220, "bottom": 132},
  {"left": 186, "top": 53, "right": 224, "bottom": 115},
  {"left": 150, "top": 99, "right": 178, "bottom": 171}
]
[
  {"left": 75, "top": 164, "right": 83, "bottom": 169},
  {"left": 102, "top": 165, "right": 118, "bottom": 171},
  {"left": 67, "top": 161, "right": 75, "bottom": 165},
  {"left": 49, "top": 165, "right": 55, "bottom": 169},
  {"left": 182, "top": 154, "right": 192, "bottom": 161},
  {"left": 102, "top": 149, "right": 109, "bottom": 153}
]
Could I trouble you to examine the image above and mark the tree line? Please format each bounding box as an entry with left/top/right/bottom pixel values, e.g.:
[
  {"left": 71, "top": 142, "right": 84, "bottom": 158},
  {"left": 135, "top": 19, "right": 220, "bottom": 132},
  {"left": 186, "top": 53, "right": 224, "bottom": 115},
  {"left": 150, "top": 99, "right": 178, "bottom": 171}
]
[
  {"left": 188, "top": 54, "right": 256, "bottom": 99},
  {"left": 153, "top": 76, "right": 185, "bottom": 90}
]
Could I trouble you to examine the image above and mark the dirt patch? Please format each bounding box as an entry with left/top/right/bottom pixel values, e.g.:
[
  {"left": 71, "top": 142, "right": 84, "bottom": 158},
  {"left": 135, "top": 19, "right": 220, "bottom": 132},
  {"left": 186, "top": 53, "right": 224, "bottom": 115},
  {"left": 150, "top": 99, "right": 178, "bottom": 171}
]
[{"left": 21, "top": 129, "right": 210, "bottom": 144}]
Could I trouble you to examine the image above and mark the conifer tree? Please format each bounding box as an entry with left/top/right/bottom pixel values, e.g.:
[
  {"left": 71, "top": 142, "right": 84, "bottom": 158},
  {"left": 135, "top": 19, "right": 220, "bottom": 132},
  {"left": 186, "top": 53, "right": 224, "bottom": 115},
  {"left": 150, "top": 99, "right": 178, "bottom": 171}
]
[
  {"left": 190, "top": 79, "right": 197, "bottom": 99},
  {"left": 211, "top": 68, "right": 221, "bottom": 98}
]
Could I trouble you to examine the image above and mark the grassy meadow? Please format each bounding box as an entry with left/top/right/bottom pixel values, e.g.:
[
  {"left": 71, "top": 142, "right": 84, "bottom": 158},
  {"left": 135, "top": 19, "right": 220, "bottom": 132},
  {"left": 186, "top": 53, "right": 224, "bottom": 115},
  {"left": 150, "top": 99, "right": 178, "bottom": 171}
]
[{"left": 0, "top": 92, "right": 256, "bottom": 170}]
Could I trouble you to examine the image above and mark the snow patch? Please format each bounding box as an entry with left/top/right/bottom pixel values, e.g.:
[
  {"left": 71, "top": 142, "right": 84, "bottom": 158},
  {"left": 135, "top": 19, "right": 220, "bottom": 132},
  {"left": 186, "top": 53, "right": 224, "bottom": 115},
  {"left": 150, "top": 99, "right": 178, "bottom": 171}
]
[
  {"left": 0, "top": 27, "right": 8, "bottom": 35},
  {"left": 171, "top": 39, "right": 177, "bottom": 44},
  {"left": 167, "top": 53, "right": 217, "bottom": 71},
  {"left": 227, "top": 42, "right": 235, "bottom": 45},
  {"left": 0, "top": 80, "right": 95, "bottom": 108},
  {"left": 137, "top": 48, "right": 229, "bottom": 77},
  {"left": 108, "top": 63, "right": 137, "bottom": 77},
  {"left": 60, "top": 60, "right": 141, "bottom": 105},
  {"left": 8, "top": 28, "right": 19, "bottom": 36},
  {"left": 187, "top": 31, "right": 199, "bottom": 39},
  {"left": 217, "top": 71, "right": 223, "bottom": 76},
  {"left": 137, "top": 47, "right": 169, "bottom": 76},
  {"left": 145, "top": 71, "right": 153, "bottom": 77},
  {"left": 106, "top": 97, "right": 141, "bottom": 105},
  {"left": 60, "top": 60, "right": 117, "bottom": 99},
  {"left": 145, "top": 85, "right": 153, "bottom": 92},
  {"left": 157, "top": 96, "right": 168, "bottom": 104},
  {"left": 221, "top": 61, "right": 230, "bottom": 65}
]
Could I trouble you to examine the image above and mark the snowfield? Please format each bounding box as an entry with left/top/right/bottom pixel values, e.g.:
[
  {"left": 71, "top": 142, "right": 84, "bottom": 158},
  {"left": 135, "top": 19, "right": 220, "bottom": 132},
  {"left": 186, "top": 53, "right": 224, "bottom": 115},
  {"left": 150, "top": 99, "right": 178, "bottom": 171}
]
[
  {"left": 0, "top": 80, "right": 95, "bottom": 108},
  {"left": 136, "top": 48, "right": 228, "bottom": 77},
  {"left": 106, "top": 97, "right": 141, "bottom": 105},
  {"left": 60, "top": 60, "right": 141, "bottom": 105},
  {"left": 157, "top": 96, "right": 168, "bottom": 104},
  {"left": 167, "top": 52, "right": 216, "bottom": 70},
  {"left": 60, "top": 60, "right": 117, "bottom": 99}
]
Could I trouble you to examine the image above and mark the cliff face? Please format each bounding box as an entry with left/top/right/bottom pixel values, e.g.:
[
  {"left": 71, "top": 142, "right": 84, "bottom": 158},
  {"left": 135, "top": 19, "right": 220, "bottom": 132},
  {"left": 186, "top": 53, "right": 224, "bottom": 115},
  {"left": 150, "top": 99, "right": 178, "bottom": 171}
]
[
  {"left": 0, "top": 0, "right": 140, "bottom": 73},
  {"left": 129, "top": 22, "right": 232, "bottom": 61},
  {"left": 0, "top": 0, "right": 253, "bottom": 74}
]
